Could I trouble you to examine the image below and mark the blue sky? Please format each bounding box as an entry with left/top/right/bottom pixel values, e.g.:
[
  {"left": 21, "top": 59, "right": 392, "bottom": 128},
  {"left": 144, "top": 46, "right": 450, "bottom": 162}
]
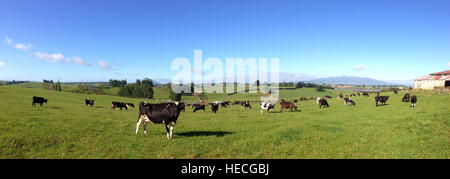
[{"left": 0, "top": 0, "right": 449, "bottom": 83}]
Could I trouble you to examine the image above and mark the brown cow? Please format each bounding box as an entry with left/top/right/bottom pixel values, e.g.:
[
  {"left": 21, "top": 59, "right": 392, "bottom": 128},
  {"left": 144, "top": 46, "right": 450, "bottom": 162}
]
[{"left": 280, "top": 99, "right": 297, "bottom": 112}]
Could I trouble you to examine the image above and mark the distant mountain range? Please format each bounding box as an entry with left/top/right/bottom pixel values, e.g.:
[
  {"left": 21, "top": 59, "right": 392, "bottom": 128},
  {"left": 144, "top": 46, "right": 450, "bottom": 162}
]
[{"left": 306, "top": 76, "right": 402, "bottom": 86}]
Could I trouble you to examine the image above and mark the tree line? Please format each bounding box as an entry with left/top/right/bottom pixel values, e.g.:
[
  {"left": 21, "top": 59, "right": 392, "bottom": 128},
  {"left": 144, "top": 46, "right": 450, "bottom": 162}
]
[
  {"left": 42, "top": 79, "right": 62, "bottom": 91},
  {"left": 117, "top": 78, "right": 154, "bottom": 98}
]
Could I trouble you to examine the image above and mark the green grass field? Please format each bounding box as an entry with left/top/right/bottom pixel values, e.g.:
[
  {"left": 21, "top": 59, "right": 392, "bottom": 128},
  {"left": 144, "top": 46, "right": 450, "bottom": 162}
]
[{"left": 0, "top": 84, "right": 448, "bottom": 159}]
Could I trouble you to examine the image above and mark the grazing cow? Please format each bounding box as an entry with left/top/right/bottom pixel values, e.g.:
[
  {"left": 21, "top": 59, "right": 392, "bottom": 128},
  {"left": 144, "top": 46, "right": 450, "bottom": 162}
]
[
  {"left": 210, "top": 103, "right": 219, "bottom": 113},
  {"left": 318, "top": 98, "right": 329, "bottom": 108},
  {"left": 85, "top": 99, "right": 94, "bottom": 106},
  {"left": 344, "top": 98, "right": 355, "bottom": 106},
  {"left": 192, "top": 103, "right": 206, "bottom": 112},
  {"left": 241, "top": 101, "right": 252, "bottom": 109},
  {"left": 350, "top": 94, "right": 356, "bottom": 97},
  {"left": 394, "top": 90, "right": 398, "bottom": 94},
  {"left": 410, "top": 95, "right": 417, "bottom": 108},
  {"left": 112, "top": 101, "right": 128, "bottom": 110},
  {"left": 324, "top": 95, "right": 332, "bottom": 99},
  {"left": 402, "top": 93, "right": 411, "bottom": 102},
  {"left": 357, "top": 93, "right": 361, "bottom": 96},
  {"left": 316, "top": 97, "right": 321, "bottom": 104},
  {"left": 363, "top": 92, "right": 369, "bottom": 97},
  {"left": 126, "top": 103, "right": 135, "bottom": 108},
  {"left": 280, "top": 100, "right": 297, "bottom": 112},
  {"left": 375, "top": 96, "right": 389, "bottom": 107},
  {"left": 293, "top": 99, "right": 298, "bottom": 103},
  {"left": 136, "top": 102, "right": 182, "bottom": 139},
  {"left": 32, "top": 96, "right": 48, "bottom": 107},
  {"left": 260, "top": 102, "right": 275, "bottom": 114}
]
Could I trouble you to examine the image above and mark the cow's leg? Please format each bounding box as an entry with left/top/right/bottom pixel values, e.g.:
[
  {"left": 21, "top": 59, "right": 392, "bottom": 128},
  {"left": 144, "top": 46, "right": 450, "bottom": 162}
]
[
  {"left": 167, "top": 122, "right": 175, "bottom": 139},
  {"left": 143, "top": 122, "right": 148, "bottom": 135},
  {"left": 165, "top": 124, "right": 170, "bottom": 139},
  {"left": 136, "top": 115, "right": 144, "bottom": 134}
]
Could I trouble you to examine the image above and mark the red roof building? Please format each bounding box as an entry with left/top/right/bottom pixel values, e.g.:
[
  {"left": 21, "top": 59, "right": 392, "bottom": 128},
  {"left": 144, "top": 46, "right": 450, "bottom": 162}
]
[{"left": 414, "top": 70, "right": 450, "bottom": 90}]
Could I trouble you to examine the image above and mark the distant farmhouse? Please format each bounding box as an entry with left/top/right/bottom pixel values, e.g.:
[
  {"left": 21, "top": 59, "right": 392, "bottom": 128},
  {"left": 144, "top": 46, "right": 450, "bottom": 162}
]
[{"left": 414, "top": 70, "right": 450, "bottom": 90}]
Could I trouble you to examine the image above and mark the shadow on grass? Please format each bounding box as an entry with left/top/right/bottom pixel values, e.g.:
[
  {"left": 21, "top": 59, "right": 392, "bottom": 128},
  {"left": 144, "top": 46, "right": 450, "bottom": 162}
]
[{"left": 176, "top": 131, "right": 233, "bottom": 138}]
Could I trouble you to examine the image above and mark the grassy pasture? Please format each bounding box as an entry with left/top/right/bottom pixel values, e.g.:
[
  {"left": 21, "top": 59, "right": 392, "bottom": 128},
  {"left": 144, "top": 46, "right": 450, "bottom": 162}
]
[{"left": 0, "top": 84, "right": 448, "bottom": 159}]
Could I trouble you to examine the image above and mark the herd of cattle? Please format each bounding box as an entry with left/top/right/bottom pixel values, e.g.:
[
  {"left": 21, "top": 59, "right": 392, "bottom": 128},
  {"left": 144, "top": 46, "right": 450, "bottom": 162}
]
[{"left": 31, "top": 91, "right": 418, "bottom": 139}]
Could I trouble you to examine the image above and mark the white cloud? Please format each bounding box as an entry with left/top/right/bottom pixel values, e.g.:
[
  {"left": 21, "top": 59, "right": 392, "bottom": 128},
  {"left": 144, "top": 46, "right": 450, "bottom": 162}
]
[
  {"left": 446, "top": 62, "right": 450, "bottom": 68},
  {"left": 72, "top": 57, "right": 90, "bottom": 66},
  {"left": 5, "top": 37, "right": 12, "bottom": 45},
  {"left": 97, "top": 60, "right": 111, "bottom": 70},
  {"left": 33, "top": 52, "right": 69, "bottom": 63},
  {"left": 0, "top": 61, "right": 4, "bottom": 67},
  {"left": 353, "top": 65, "right": 367, "bottom": 71},
  {"left": 15, "top": 43, "right": 34, "bottom": 50}
]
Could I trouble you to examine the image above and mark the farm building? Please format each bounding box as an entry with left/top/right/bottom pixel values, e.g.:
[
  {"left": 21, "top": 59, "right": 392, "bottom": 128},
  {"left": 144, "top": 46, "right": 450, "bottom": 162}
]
[{"left": 414, "top": 70, "right": 450, "bottom": 90}]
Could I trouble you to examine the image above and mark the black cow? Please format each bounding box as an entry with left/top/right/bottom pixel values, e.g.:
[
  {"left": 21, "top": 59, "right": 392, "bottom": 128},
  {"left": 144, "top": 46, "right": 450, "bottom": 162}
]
[
  {"left": 136, "top": 102, "right": 182, "bottom": 139},
  {"left": 375, "top": 96, "right": 389, "bottom": 107},
  {"left": 324, "top": 95, "right": 332, "bottom": 99},
  {"left": 402, "top": 93, "right": 411, "bottom": 102},
  {"left": 112, "top": 101, "right": 128, "bottom": 110},
  {"left": 192, "top": 103, "right": 206, "bottom": 112},
  {"left": 241, "top": 101, "right": 252, "bottom": 109},
  {"left": 293, "top": 99, "right": 298, "bottom": 103},
  {"left": 318, "top": 98, "right": 329, "bottom": 108},
  {"left": 210, "top": 103, "right": 219, "bottom": 113},
  {"left": 344, "top": 98, "right": 355, "bottom": 106},
  {"left": 85, "top": 99, "right": 94, "bottom": 106},
  {"left": 410, "top": 95, "right": 417, "bottom": 108},
  {"left": 357, "top": 93, "right": 361, "bottom": 96},
  {"left": 32, "top": 96, "right": 48, "bottom": 107},
  {"left": 363, "top": 92, "right": 369, "bottom": 97},
  {"left": 394, "top": 90, "right": 398, "bottom": 94}
]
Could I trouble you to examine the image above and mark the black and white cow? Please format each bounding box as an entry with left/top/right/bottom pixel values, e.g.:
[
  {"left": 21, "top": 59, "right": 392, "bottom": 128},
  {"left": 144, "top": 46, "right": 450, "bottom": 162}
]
[
  {"left": 318, "top": 98, "right": 329, "bottom": 108},
  {"left": 192, "top": 103, "right": 206, "bottom": 112},
  {"left": 126, "top": 103, "right": 135, "bottom": 108},
  {"left": 402, "top": 93, "right": 411, "bottom": 102},
  {"left": 85, "top": 99, "right": 94, "bottom": 106},
  {"left": 241, "top": 101, "right": 252, "bottom": 109},
  {"left": 375, "top": 96, "right": 389, "bottom": 107},
  {"left": 344, "top": 98, "right": 355, "bottom": 106},
  {"left": 363, "top": 92, "right": 369, "bottom": 97},
  {"left": 32, "top": 96, "right": 48, "bottom": 107},
  {"left": 260, "top": 102, "right": 275, "bottom": 114},
  {"left": 410, "top": 95, "right": 417, "bottom": 108},
  {"left": 112, "top": 101, "right": 128, "bottom": 110},
  {"left": 136, "top": 102, "right": 182, "bottom": 139},
  {"left": 210, "top": 103, "right": 219, "bottom": 113}
]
